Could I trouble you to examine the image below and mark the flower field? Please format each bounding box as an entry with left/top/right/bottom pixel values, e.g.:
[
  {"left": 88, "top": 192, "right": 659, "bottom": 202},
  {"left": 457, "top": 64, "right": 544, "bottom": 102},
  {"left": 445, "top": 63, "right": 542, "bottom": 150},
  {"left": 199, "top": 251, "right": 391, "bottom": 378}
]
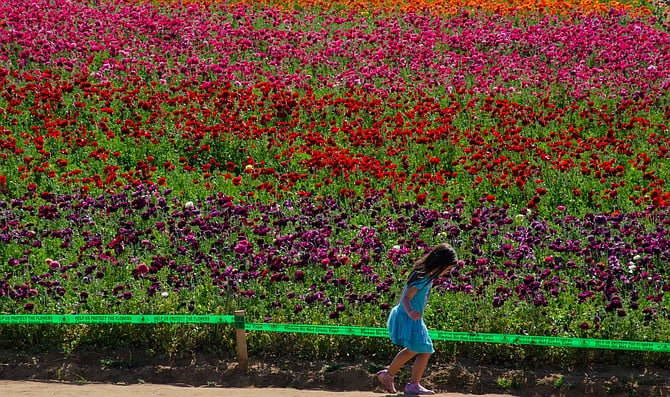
[{"left": 0, "top": 0, "right": 669, "bottom": 361}]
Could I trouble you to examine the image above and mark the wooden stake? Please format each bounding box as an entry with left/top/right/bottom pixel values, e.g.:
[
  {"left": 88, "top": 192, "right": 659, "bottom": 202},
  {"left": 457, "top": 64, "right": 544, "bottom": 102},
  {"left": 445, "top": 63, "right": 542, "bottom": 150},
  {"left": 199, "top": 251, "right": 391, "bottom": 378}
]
[{"left": 234, "top": 310, "right": 248, "bottom": 371}]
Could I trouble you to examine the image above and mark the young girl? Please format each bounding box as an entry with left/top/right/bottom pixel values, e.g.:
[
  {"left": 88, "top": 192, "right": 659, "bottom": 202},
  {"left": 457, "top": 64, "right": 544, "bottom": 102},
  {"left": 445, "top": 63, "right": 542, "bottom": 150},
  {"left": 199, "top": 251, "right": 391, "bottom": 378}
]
[{"left": 377, "top": 242, "right": 458, "bottom": 395}]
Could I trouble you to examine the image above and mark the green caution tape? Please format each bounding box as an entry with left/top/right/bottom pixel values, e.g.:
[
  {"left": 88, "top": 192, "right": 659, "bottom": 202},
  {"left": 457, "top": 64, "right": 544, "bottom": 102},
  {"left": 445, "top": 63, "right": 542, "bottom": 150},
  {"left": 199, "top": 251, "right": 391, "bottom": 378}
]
[
  {"left": 428, "top": 330, "right": 670, "bottom": 353},
  {"left": 244, "top": 323, "right": 669, "bottom": 353},
  {"left": 245, "top": 322, "right": 389, "bottom": 338},
  {"left": 0, "top": 314, "right": 236, "bottom": 324},
  {"left": 1, "top": 315, "right": 667, "bottom": 353}
]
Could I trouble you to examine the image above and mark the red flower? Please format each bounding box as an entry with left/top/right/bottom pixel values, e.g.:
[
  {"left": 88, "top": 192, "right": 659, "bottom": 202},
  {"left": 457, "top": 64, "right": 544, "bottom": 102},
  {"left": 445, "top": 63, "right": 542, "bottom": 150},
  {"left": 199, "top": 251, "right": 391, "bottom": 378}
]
[
  {"left": 232, "top": 176, "right": 242, "bottom": 186},
  {"left": 133, "top": 263, "right": 149, "bottom": 277}
]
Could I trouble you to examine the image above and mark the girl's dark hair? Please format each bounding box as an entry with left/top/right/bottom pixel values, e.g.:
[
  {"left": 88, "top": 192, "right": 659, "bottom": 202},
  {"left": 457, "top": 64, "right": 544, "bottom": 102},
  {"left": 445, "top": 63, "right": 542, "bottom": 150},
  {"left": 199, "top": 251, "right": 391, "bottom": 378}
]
[{"left": 407, "top": 243, "right": 458, "bottom": 284}]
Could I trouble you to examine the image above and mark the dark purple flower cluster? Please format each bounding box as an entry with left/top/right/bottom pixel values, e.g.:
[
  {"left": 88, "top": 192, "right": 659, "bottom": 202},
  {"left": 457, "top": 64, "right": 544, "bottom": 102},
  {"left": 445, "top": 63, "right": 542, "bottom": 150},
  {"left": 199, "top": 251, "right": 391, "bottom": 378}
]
[{"left": 1, "top": 184, "right": 668, "bottom": 331}]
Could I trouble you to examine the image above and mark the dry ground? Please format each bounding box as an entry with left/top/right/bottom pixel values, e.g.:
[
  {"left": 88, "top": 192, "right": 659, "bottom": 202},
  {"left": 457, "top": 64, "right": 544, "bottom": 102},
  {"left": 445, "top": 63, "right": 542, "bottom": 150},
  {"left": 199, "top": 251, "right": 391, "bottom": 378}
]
[
  {"left": 1, "top": 349, "right": 669, "bottom": 396},
  {"left": 0, "top": 381, "right": 515, "bottom": 397}
]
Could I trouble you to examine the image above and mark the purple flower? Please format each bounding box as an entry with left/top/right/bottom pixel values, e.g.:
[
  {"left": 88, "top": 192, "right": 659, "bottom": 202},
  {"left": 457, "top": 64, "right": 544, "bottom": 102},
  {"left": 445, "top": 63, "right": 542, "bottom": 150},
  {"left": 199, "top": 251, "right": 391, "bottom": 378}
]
[
  {"left": 533, "top": 295, "right": 548, "bottom": 307},
  {"left": 234, "top": 239, "right": 253, "bottom": 255},
  {"left": 605, "top": 296, "right": 623, "bottom": 312}
]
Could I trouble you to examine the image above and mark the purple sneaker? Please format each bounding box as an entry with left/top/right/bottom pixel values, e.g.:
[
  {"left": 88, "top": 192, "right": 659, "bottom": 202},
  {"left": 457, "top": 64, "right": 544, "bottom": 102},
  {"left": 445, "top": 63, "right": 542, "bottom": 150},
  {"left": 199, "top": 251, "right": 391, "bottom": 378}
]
[
  {"left": 404, "top": 382, "right": 435, "bottom": 395},
  {"left": 376, "top": 369, "right": 397, "bottom": 393}
]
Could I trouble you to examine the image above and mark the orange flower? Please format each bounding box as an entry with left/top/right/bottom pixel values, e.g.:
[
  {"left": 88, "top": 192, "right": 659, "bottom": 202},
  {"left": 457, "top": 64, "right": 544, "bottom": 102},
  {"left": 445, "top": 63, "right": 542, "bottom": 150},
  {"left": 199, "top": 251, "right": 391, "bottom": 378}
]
[{"left": 218, "top": 0, "right": 650, "bottom": 17}]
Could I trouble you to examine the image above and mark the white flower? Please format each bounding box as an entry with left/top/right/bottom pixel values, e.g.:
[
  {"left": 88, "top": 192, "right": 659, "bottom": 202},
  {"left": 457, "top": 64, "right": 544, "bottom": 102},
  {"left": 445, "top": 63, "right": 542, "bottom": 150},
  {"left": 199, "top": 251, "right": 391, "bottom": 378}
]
[
  {"left": 184, "top": 201, "right": 195, "bottom": 209},
  {"left": 515, "top": 214, "right": 525, "bottom": 223},
  {"left": 161, "top": 292, "right": 169, "bottom": 298}
]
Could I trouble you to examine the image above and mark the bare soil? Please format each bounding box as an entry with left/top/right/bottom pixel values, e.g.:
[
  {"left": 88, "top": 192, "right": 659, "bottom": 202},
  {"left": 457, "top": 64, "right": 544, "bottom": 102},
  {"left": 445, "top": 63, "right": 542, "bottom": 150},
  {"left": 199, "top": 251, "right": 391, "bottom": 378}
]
[
  {"left": 1, "top": 349, "right": 669, "bottom": 396},
  {"left": 0, "top": 381, "right": 514, "bottom": 397}
]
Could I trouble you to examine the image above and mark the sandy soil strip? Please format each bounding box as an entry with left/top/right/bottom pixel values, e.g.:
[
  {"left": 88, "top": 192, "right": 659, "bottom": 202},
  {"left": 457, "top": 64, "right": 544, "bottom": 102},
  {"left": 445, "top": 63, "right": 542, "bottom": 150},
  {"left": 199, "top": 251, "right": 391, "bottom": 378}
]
[{"left": 0, "top": 380, "right": 514, "bottom": 397}]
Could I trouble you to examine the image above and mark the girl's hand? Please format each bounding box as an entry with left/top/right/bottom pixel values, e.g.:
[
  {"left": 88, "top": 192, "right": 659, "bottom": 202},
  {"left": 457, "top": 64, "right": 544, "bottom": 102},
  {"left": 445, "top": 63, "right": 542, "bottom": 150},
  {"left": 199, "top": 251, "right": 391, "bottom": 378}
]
[{"left": 409, "top": 310, "right": 422, "bottom": 320}]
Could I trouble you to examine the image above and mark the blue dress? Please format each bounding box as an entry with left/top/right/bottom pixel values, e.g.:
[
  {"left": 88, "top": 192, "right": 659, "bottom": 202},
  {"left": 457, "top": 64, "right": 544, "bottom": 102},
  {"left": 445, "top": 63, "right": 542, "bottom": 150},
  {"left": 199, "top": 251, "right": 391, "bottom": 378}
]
[{"left": 387, "top": 273, "right": 434, "bottom": 353}]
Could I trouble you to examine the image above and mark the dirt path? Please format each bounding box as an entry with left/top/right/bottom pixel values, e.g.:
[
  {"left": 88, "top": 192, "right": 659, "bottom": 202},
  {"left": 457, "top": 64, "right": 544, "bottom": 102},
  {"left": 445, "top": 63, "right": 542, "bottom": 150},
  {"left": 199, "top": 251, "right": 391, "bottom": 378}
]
[
  {"left": 2, "top": 349, "right": 669, "bottom": 396},
  {"left": 0, "top": 381, "right": 514, "bottom": 397}
]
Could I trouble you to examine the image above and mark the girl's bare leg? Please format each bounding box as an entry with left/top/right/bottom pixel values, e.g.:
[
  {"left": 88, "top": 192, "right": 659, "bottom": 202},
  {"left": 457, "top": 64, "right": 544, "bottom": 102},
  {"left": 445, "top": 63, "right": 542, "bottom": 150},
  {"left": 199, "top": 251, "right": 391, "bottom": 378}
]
[
  {"left": 387, "top": 348, "right": 417, "bottom": 376},
  {"left": 410, "top": 352, "right": 432, "bottom": 383}
]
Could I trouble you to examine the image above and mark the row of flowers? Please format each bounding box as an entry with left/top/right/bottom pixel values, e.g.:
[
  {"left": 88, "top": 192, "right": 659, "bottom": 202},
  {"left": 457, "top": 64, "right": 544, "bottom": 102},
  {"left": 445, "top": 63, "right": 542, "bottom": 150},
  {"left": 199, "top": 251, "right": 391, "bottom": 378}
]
[
  {"left": 2, "top": 75, "right": 668, "bottom": 209},
  {"left": 2, "top": 1, "right": 666, "bottom": 95},
  {"left": 220, "top": 0, "right": 651, "bottom": 16},
  {"left": 2, "top": 184, "right": 669, "bottom": 332}
]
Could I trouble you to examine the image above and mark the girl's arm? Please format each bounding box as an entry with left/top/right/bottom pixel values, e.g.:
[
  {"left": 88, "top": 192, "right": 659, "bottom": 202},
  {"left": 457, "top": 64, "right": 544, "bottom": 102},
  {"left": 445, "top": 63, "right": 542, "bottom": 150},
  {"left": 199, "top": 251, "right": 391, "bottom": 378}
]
[{"left": 401, "top": 286, "right": 422, "bottom": 320}]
